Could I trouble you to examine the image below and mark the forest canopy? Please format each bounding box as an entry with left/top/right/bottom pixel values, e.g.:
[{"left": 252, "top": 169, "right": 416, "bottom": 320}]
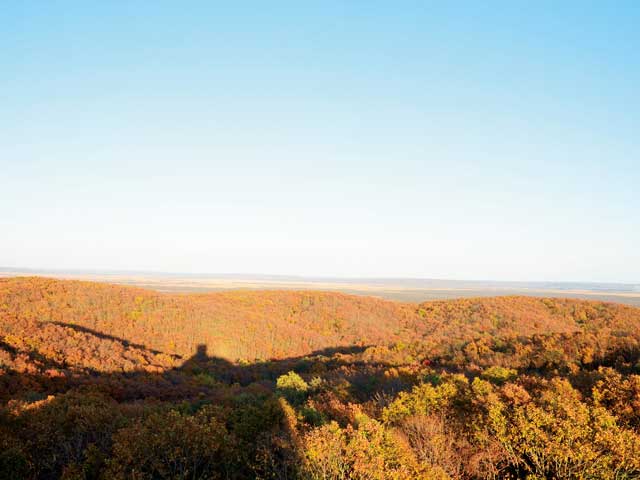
[{"left": 1, "top": 277, "right": 640, "bottom": 479}]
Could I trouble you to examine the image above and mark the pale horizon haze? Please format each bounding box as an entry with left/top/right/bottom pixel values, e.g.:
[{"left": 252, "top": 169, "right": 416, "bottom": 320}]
[{"left": 2, "top": 2, "right": 639, "bottom": 283}]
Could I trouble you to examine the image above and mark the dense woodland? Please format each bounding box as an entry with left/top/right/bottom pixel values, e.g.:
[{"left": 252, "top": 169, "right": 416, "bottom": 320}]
[{"left": 1, "top": 276, "right": 640, "bottom": 479}]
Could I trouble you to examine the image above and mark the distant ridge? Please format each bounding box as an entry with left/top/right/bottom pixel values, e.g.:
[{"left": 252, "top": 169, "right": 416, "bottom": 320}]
[{"left": 1, "top": 267, "right": 639, "bottom": 306}]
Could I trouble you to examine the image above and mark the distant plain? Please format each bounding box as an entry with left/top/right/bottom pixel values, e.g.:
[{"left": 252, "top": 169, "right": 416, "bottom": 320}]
[{"left": 2, "top": 268, "right": 639, "bottom": 306}]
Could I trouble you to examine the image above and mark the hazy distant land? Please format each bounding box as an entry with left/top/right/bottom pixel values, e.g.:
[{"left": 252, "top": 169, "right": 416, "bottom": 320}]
[{"left": 2, "top": 268, "right": 639, "bottom": 306}]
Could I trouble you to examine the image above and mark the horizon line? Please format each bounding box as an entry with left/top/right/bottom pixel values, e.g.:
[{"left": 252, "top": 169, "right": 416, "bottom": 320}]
[{"left": 1, "top": 265, "right": 638, "bottom": 288}]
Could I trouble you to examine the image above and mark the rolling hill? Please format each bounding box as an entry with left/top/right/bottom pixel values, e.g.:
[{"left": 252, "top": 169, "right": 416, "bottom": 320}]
[
  {"left": 1, "top": 276, "right": 640, "bottom": 479},
  {"left": 2, "top": 276, "right": 639, "bottom": 364}
]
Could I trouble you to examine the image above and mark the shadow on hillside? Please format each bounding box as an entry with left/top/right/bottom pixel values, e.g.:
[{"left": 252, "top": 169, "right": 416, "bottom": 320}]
[
  {"left": 50, "top": 322, "right": 181, "bottom": 358},
  {"left": 1, "top": 332, "right": 336, "bottom": 479},
  {"left": 0, "top": 320, "right": 378, "bottom": 405},
  {"left": 3, "top": 321, "right": 640, "bottom": 407},
  {"left": 3, "top": 321, "right": 640, "bottom": 480}
]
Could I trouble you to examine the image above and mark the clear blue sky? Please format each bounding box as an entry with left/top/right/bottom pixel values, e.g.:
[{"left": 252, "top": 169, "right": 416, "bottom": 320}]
[{"left": 2, "top": 2, "right": 639, "bottom": 282}]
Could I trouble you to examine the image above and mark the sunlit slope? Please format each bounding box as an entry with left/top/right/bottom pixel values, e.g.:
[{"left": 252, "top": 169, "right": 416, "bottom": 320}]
[
  {"left": 0, "top": 277, "right": 416, "bottom": 360},
  {"left": 1, "top": 277, "right": 639, "bottom": 364}
]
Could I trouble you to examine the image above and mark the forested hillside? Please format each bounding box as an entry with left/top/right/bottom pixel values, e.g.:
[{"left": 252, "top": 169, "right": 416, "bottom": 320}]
[{"left": 1, "top": 277, "right": 640, "bottom": 479}]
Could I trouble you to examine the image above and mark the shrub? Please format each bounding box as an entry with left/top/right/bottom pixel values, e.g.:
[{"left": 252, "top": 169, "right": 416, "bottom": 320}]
[
  {"left": 276, "top": 371, "right": 309, "bottom": 404},
  {"left": 480, "top": 366, "right": 517, "bottom": 385},
  {"left": 302, "top": 418, "right": 429, "bottom": 480}
]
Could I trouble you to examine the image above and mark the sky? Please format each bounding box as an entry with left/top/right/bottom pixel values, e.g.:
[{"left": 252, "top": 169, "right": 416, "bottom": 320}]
[{"left": 1, "top": 1, "right": 639, "bottom": 283}]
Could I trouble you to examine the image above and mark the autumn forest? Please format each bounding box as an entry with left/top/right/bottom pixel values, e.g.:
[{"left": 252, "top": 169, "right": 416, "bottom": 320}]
[{"left": 1, "top": 276, "right": 640, "bottom": 479}]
